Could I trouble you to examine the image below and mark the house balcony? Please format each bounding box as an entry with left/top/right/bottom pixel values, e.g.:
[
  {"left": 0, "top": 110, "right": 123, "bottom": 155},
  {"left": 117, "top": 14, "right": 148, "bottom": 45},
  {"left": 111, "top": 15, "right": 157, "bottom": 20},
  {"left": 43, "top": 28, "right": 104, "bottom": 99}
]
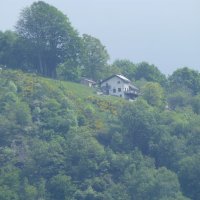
[
  {"left": 124, "top": 90, "right": 138, "bottom": 95},
  {"left": 124, "top": 90, "right": 139, "bottom": 99}
]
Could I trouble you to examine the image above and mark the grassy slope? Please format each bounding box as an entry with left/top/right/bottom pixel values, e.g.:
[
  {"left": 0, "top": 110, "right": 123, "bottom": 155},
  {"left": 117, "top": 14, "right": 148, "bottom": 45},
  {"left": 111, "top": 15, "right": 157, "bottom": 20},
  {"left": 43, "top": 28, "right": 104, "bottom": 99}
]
[{"left": 0, "top": 69, "right": 125, "bottom": 130}]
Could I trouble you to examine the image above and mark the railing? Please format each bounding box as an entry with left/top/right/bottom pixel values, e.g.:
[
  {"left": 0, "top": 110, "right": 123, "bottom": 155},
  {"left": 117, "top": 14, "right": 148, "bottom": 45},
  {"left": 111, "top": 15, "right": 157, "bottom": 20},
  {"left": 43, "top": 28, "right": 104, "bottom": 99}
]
[{"left": 124, "top": 90, "right": 138, "bottom": 94}]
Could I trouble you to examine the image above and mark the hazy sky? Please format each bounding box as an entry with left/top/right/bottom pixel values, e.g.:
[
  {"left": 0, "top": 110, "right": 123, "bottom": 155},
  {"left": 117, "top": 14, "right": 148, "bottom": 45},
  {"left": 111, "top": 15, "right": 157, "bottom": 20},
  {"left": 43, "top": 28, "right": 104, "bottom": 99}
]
[{"left": 1, "top": 0, "right": 200, "bottom": 75}]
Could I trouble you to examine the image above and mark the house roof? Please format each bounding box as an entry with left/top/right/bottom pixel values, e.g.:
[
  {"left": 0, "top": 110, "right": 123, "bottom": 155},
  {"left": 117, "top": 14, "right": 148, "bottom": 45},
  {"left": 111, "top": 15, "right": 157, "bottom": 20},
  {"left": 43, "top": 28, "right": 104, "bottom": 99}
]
[
  {"left": 81, "top": 78, "right": 96, "bottom": 84},
  {"left": 101, "top": 74, "right": 131, "bottom": 84},
  {"left": 129, "top": 84, "right": 139, "bottom": 91}
]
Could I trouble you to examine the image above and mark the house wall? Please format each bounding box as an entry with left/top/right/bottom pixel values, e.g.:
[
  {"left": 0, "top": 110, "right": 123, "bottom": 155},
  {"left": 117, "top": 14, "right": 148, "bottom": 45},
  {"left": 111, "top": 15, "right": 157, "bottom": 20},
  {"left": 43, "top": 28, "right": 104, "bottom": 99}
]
[
  {"left": 101, "top": 76, "right": 129, "bottom": 98},
  {"left": 81, "top": 80, "right": 94, "bottom": 87}
]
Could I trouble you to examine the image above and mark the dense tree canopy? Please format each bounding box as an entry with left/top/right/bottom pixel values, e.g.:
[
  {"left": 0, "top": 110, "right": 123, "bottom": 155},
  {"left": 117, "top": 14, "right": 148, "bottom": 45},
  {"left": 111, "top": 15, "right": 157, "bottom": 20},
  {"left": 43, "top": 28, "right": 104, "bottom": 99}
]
[
  {"left": 0, "top": 31, "right": 22, "bottom": 69},
  {"left": 1, "top": 1, "right": 200, "bottom": 199},
  {"left": 168, "top": 67, "right": 200, "bottom": 95},
  {"left": 1, "top": 69, "right": 196, "bottom": 200},
  {"left": 135, "top": 62, "right": 166, "bottom": 86},
  {"left": 16, "top": 1, "right": 81, "bottom": 77},
  {"left": 112, "top": 59, "right": 137, "bottom": 80},
  {"left": 81, "top": 34, "right": 110, "bottom": 80},
  {"left": 142, "top": 82, "right": 165, "bottom": 108}
]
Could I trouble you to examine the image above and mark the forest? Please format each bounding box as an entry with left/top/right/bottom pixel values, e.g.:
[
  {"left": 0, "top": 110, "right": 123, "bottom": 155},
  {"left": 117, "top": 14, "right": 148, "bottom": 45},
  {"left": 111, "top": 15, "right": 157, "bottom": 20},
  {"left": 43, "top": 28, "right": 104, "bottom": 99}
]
[{"left": 1, "top": 1, "right": 200, "bottom": 200}]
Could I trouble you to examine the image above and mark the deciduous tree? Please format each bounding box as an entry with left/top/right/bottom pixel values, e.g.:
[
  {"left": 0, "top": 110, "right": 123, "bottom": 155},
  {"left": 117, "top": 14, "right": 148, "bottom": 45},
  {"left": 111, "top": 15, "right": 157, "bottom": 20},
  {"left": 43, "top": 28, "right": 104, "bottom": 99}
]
[
  {"left": 135, "top": 62, "right": 166, "bottom": 86},
  {"left": 16, "top": 1, "right": 81, "bottom": 77},
  {"left": 81, "top": 34, "right": 109, "bottom": 80}
]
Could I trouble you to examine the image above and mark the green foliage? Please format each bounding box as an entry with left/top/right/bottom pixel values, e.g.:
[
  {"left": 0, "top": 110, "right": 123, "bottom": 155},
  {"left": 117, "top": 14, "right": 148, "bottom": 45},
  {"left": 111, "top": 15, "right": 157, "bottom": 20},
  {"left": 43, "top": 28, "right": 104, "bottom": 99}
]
[
  {"left": 126, "top": 167, "right": 183, "bottom": 200},
  {"left": 103, "top": 184, "right": 131, "bottom": 200},
  {"left": 23, "top": 178, "right": 38, "bottom": 200},
  {"left": 167, "top": 90, "right": 190, "bottom": 110},
  {"left": 150, "top": 131, "right": 186, "bottom": 170},
  {"left": 178, "top": 154, "right": 200, "bottom": 200},
  {"left": 81, "top": 34, "right": 109, "bottom": 80},
  {"left": 0, "top": 166, "right": 20, "bottom": 200},
  {"left": 2, "top": 1, "right": 200, "bottom": 198},
  {"left": 135, "top": 62, "right": 166, "bottom": 86},
  {"left": 168, "top": 67, "right": 200, "bottom": 95},
  {"left": 0, "top": 186, "right": 19, "bottom": 200},
  {"left": 16, "top": 1, "right": 81, "bottom": 77},
  {"left": 57, "top": 62, "right": 81, "bottom": 82},
  {"left": 120, "top": 99, "right": 157, "bottom": 153},
  {"left": 0, "top": 31, "right": 21, "bottom": 69},
  {"left": 84, "top": 104, "right": 96, "bottom": 118},
  {"left": 65, "top": 130, "right": 106, "bottom": 180},
  {"left": 112, "top": 59, "right": 136, "bottom": 80},
  {"left": 15, "top": 101, "right": 32, "bottom": 126},
  {"left": 190, "top": 94, "right": 200, "bottom": 114},
  {"left": 0, "top": 69, "right": 197, "bottom": 199},
  {"left": 49, "top": 174, "right": 76, "bottom": 200},
  {"left": 142, "top": 82, "right": 165, "bottom": 108}
]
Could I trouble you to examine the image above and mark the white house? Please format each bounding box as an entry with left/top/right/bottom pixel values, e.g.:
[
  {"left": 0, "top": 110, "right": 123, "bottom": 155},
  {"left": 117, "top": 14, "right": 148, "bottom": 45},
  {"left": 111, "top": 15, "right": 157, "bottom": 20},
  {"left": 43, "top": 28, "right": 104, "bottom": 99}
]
[{"left": 100, "top": 74, "right": 139, "bottom": 99}]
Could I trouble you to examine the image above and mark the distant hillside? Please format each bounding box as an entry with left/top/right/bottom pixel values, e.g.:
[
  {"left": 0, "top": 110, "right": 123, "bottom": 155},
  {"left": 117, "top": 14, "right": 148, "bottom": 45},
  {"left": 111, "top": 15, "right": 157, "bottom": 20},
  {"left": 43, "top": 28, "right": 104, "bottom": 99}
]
[{"left": 1, "top": 69, "right": 200, "bottom": 200}]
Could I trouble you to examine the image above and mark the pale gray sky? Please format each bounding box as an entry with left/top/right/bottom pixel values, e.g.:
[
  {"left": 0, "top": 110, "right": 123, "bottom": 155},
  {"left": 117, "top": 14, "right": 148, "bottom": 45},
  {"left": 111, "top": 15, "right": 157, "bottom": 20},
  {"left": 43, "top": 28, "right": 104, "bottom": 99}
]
[{"left": 1, "top": 0, "right": 200, "bottom": 74}]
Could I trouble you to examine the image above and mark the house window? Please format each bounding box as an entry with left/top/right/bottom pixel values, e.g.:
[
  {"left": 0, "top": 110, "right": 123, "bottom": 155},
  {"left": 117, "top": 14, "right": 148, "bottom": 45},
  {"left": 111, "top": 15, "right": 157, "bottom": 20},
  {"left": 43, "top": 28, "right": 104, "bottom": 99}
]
[
  {"left": 118, "top": 88, "right": 121, "bottom": 92},
  {"left": 117, "top": 81, "right": 120, "bottom": 84},
  {"left": 113, "top": 89, "right": 116, "bottom": 93}
]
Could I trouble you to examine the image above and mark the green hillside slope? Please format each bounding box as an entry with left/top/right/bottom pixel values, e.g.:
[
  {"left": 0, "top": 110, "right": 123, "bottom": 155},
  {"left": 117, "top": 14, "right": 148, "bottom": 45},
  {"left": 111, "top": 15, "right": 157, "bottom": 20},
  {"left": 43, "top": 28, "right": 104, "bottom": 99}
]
[{"left": 0, "top": 69, "right": 195, "bottom": 200}]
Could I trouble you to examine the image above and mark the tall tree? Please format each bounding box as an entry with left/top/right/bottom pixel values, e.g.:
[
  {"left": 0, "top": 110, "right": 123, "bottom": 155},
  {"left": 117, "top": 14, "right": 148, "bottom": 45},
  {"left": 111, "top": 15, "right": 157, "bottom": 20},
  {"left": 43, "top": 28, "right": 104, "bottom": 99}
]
[
  {"left": 81, "top": 34, "right": 109, "bottom": 80},
  {"left": 168, "top": 67, "right": 200, "bottom": 95},
  {"left": 135, "top": 62, "right": 166, "bottom": 86},
  {"left": 16, "top": 1, "right": 81, "bottom": 77},
  {"left": 120, "top": 100, "right": 157, "bottom": 154},
  {"left": 179, "top": 154, "right": 200, "bottom": 200},
  {"left": 142, "top": 82, "right": 165, "bottom": 108},
  {"left": 112, "top": 59, "right": 136, "bottom": 80},
  {"left": 0, "top": 31, "right": 22, "bottom": 69}
]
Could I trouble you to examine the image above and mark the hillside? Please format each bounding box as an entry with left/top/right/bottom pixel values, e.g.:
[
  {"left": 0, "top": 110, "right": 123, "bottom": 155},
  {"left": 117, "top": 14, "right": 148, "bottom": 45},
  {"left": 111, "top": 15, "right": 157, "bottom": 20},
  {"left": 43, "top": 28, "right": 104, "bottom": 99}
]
[
  {"left": 1, "top": 69, "right": 200, "bottom": 200},
  {"left": 1, "top": 1, "right": 200, "bottom": 199}
]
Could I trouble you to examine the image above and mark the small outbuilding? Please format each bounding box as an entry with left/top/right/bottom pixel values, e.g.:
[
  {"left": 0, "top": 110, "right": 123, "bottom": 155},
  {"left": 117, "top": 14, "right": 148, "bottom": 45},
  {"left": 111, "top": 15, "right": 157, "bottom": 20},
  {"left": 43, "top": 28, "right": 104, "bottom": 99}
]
[{"left": 81, "top": 78, "right": 96, "bottom": 87}]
